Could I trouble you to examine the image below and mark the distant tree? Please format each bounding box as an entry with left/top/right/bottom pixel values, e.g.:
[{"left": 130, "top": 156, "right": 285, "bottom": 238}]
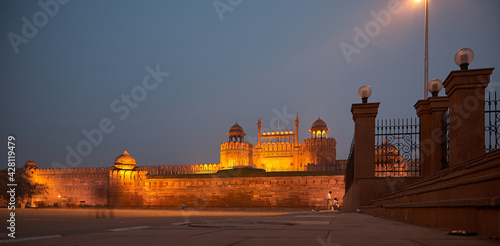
[{"left": 0, "top": 168, "right": 48, "bottom": 204}]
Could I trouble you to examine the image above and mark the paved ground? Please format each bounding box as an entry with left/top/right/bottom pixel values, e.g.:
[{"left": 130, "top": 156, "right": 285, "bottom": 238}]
[{"left": 0, "top": 208, "right": 498, "bottom": 246}]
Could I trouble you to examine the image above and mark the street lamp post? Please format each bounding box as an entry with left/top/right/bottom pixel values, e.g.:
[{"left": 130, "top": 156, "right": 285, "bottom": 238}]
[{"left": 424, "top": 0, "right": 429, "bottom": 99}]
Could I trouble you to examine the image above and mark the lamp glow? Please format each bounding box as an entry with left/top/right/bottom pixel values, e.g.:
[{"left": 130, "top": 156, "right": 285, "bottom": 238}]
[
  {"left": 358, "top": 85, "right": 372, "bottom": 103},
  {"left": 454, "top": 48, "right": 474, "bottom": 70},
  {"left": 427, "top": 79, "right": 442, "bottom": 97}
]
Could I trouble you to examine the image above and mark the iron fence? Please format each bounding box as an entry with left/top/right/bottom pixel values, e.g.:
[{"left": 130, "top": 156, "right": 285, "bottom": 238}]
[
  {"left": 375, "top": 118, "right": 420, "bottom": 177},
  {"left": 485, "top": 91, "right": 500, "bottom": 152},
  {"left": 441, "top": 110, "right": 450, "bottom": 169},
  {"left": 344, "top": 136, "right": 355, "bottom": 192}
]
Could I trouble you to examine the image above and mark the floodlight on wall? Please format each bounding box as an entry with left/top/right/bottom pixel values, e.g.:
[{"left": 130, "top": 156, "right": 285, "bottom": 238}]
[
  {"left": 454, "top": 48, "right": 474, "bottom": 70},
  {"left": 427, "top": 79, "right": 443, "bottom": 97},
  {"left": 358, "top": 85, "right": 372, "bottom": 103}
]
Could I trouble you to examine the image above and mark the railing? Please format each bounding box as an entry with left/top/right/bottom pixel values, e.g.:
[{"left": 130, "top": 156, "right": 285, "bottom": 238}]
[
  {"left": 344, "top": 136, "right": 355, "bottom": 192},
  {"left": 441, "top": 92, "right": 500, "bottom": 169},
  {"left": 441, "top": 110, "right": 450, "bottom": 169},
  {"left": 485, "top": 91, "right": 500, "bottom": 152},
  {"left": 375, "top": 118, "right": 420, "bottom": 177}
]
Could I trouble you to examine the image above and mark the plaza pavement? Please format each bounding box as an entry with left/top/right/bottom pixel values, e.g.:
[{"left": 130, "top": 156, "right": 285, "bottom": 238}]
[{"left": 0, "top": 208, "right": 498, "bottom": 246}]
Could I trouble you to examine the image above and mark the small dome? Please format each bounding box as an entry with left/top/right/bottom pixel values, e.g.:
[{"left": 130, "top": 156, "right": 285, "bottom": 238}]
[
  {"left": 113, "top": 150, "right": 137, "bottom": 170},
  {"left": 229, "top": 123, "right": 244, "bottom": 133},
  {"left": 25, "top": 159, "right": 36, "bottom": 168},
  {"left": 227, "top": 122, "right": 246, "bottom": 136},
  {"left": 312, "top": 117, "right": 327, "bottom": 129},
  {"left": 310, "top": 117, "right": 330, "bottom": 137}
]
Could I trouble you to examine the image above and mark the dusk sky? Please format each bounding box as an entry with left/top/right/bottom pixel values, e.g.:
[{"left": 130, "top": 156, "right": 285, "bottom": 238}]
[{"left": 1, "top": 0, "right": 499, "bottom": 169}]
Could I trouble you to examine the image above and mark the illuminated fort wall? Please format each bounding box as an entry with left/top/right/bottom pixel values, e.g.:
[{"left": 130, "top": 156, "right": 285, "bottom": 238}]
[
  {"left": 26, "top": 165, "right": 344, "bottom": 208},
  {"left": 30, "top": 167, "right": 109, "bottom": 207},
  {"left": 253, "top": 129, "right": 302, "bottom": 172},
  {"left": 219, "top": 141, "right": 253, "bottom": 170},
  {"left": 302, "top": 138, "right": 337, "bottom": 166},
  {"left": 108, "top": 169, "right": 344, "bottom": 208},
  {"left": 24, "top": 117, "right": 344, "bottom": 208},
  {"left": 26, "top": 167, "right": 343, "bottom": 208}
]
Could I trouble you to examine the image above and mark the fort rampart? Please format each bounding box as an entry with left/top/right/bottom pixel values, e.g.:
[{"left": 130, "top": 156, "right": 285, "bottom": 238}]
[
  {"left": 30, "top": 167, "right": 110, "bottom": 207},
  {"left": 27, "top": 167, "right": 344, "bottom": 209},
  {"left": 108, "top": 170, "right": 344, "bottom": 209}
]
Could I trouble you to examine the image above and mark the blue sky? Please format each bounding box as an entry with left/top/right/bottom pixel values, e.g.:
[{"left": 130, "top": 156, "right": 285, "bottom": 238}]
[{"left": 1, "top": 0, "right": 499, "bottom": 169}]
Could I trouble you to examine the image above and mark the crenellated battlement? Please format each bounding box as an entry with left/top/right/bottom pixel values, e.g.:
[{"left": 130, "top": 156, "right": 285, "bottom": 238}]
[
  {"left": 31, "top": 163, "right": 224, "bottom": 176},
  {"left": 302, "top": 137, "right": 336, "bottom": 147},
  {"left": 109, "top": 169, "right": 148, "bottom": 180},
  {"left": 33, "top": 167, "right": 111, "bottom": 175},
  {"left": 137, "top": 163, "right": 221, "bottom": 175},
  {"left": 220, "top": 141, "right": 253, "bottom": 150}
]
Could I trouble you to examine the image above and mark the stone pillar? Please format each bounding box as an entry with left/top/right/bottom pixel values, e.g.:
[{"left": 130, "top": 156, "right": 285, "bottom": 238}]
[
  {"left": 443, "top": 68, "right": 494, "bottom": 166},
  {"left": 415, "top": 97, "right": 449, "bottom": 175},
  {"left": 351, "top": 102, "right": 380, "bottom": 178}
]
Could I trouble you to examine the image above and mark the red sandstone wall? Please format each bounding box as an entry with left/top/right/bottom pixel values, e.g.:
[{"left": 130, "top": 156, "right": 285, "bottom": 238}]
[
  {"left": 31, "top": 168, "right": 109, "bottom": 207},
  {"left": 109, "top": 174, "right": 344, "bottom": 209}
]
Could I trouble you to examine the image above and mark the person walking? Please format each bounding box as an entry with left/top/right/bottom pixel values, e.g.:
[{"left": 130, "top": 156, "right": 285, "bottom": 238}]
[{"left": 326, "top": 191, "right": 333, "bottom": 211}]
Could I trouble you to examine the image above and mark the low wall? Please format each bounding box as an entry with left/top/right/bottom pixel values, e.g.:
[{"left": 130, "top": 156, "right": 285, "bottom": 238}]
[
  {"left": 363, "top": 149, "right": 500, "bottom": 238},
  {"left": 342, "top": 177, "right": 421, "bottom": 211},
  {"left": 109, "top": 172, "right": 344, "bottom": 209}
]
